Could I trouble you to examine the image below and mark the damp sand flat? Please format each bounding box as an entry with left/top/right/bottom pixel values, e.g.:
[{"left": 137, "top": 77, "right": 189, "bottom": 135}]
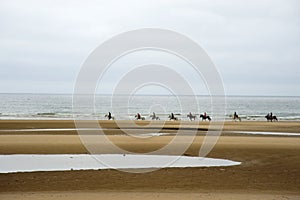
[
  {"left": 0, "top": 135, "right": 299, "bottom": 191},
  {"left": 1, "top": 191, "right": 299, "bottom": 200},
  {"left": 0, "top": 134, "right": 300, "bottom": 154},
  {"left": 0, "top": 120, "right": 300, "bottom": 198},
  {"left": 1, "top": 126, "right": 300, "bottom": 137},
  {"left": 1, "top": 120, "right": 300, "bottom": 133}
]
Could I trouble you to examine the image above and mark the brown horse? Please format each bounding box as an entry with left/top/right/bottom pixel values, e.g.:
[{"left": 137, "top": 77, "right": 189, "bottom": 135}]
[{"left": 265, "top": 115, "right": 278, "bottom": 122}]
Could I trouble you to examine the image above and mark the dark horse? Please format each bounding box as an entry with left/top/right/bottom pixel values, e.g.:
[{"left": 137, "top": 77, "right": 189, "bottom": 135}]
[
  {"left": 135, "top": 114, "right": 145, "bottom": 120},
  {"left": 169, "top": 113, "right": 178, "bottom": 121},
  {"left": 265, "top": 115, "right": 278, "bottom": 122},
  {"left": 232, "top": 112, "right": 241, "bottom": 122},
  {"left": 200, "top": 114, "right": 211, "bottom": 121},
  {"left": 104, "top": 113, "right": 114, "bottom": 120}
]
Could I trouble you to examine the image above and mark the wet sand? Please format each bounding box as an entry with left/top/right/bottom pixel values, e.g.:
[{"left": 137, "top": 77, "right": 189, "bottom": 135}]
[
  {"left": 0, "top": 120, "right": 300, "bottom": 199},
  {"left": 1, "top": 120, "right": 300, "bottom": 133}
]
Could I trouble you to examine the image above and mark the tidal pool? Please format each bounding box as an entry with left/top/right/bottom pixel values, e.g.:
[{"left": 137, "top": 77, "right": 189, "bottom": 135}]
[{"left": 0, "top": 154, "right": 241, "bottom": 173}]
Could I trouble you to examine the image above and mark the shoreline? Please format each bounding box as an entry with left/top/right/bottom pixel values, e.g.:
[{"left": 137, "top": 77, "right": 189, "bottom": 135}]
[
  {"left": 1, "top": 191, "right": 299, "bottom": 200},
  {"left": 1, "top": 120, "right": 300, "bottom": 132}
]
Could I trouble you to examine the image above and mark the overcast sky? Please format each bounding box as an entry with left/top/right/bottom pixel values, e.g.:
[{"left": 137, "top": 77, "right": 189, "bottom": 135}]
[{"left": 0, "top": 0, "right": 299, "bottom": 96}]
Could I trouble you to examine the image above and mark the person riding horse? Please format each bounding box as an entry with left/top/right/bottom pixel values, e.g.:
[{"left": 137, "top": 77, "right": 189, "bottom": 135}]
[
  {"left": 169, "top": 112, "right": 178, "bottom": 120},
  {"left": 104, "top": 112, "right": 114, "bottom": 120},
  {"left": 233, "top": 112, "right": 241, "bottom": 122},
  {"left": 234, "top": 112, "right": 238, "bottom": 118},
  {"left": 187, "top": 112, "right": 196, "bottom": 121},
  {"left": 150, "top": 112, "right": 160, "bottom": 120},
  {"left": 200, "top": 112, "right": 211, "bottom": 121},
  {"left": 134, "top": 113, "right": 145, "bottom": 120},
  {"left": 266, "top": 112, "right": 278, "bottom": 122}
]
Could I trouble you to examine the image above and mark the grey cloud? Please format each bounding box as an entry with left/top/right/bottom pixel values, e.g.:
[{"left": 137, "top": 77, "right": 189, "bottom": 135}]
[{"left": 0, "top": 0, "right": 299, "bottom": 95}]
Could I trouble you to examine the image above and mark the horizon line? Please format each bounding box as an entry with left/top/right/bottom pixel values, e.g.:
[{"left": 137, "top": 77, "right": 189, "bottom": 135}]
[{"left": 0, "top": 92, "right": 299, "bottom": 98}]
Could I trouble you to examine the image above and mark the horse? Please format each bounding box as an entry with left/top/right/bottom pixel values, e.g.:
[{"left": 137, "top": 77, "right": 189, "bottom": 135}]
[
  {"left": 104, "top": 114, "right": 115, "bottom": 120},
  {"left": 265, "top": 115, "right": 278, "bottom": 122},
  {"left": 168, "top": 114, "right": 178, "bottom": 121},
  {"left": 200, "top": 114, "right": 211, "bottom": 121},
  {"left": 135, "top": 115, "right": 145, "bottom": 120},
  {"left": 187, "top": 113, "right": 197, "bottom": 121},
  {"left": 233, "top": 115, "right": 241, "bottom": 122},
  {"left": 232, "top": 114, "right": 241, "bottom": 122},
  {"left": 150, "top": 114, "right": 160, "bottom": 120}
]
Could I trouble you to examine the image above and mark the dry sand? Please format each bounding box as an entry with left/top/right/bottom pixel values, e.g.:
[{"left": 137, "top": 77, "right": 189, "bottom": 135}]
[{"left": 0, "top": 120, "right": 300, "bottom": 199}]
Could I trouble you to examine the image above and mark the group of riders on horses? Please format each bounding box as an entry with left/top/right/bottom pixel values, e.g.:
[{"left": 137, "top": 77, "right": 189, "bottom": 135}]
[
  {"left": 105, "top": 111, "right": 278, "bottom": 122},
  {"left": 232, "top": 112, "right": 278, "bottom": 122},
  {"left": 105, "top": 111, "right": 212, "bottom": 121}
]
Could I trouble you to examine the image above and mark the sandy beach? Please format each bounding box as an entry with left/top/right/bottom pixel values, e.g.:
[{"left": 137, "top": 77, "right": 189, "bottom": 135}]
[
  {"left": 2, "top": 0, "right": 300, "bottom": 199},
  {"left": 0, "top": 120, "right": 300, "bottom": 199}
]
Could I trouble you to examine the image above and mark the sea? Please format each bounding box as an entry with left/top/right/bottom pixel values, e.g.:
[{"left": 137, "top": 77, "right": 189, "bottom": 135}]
[{"left": 0, "top": 93, "right": 299, "bottom": 121}]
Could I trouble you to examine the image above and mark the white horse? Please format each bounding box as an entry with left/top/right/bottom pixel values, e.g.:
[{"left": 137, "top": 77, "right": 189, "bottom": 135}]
[
  {"left": 150, "top": 113, "right": 160, "bottom": 120},
  {"left": 187, "top": 113, "right": 197, "bottom": 121}
]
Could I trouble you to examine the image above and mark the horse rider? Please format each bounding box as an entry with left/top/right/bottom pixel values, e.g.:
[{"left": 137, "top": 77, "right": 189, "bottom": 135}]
[
  {"left": 152, "top": 112, "right": 156, "bottom": 119},
  {"left": 171, "top": 112, "right": 175, "bottom": 119},
  {"left": 234, "top": 112, "right": 238, "bottom": 119},
  {"left": 108, "top": 112, "right": 112, "bottom": 120},
  {"left": 137, "top": 113, "right": 141, "bottom": 120}
]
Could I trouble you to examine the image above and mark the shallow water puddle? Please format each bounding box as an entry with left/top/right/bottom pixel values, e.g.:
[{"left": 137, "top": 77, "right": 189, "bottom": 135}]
[
  {"left": 0, "top": 154, "right": 241, "bottom": 173},
  {"left": 233, "top": 131, "right": 300, "bottom": 136}
]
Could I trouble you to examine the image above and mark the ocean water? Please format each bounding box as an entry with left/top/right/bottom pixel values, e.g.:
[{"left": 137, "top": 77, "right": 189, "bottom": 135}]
[{"left": 0, "top": 94, "right": 299, "bottom": 121}]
